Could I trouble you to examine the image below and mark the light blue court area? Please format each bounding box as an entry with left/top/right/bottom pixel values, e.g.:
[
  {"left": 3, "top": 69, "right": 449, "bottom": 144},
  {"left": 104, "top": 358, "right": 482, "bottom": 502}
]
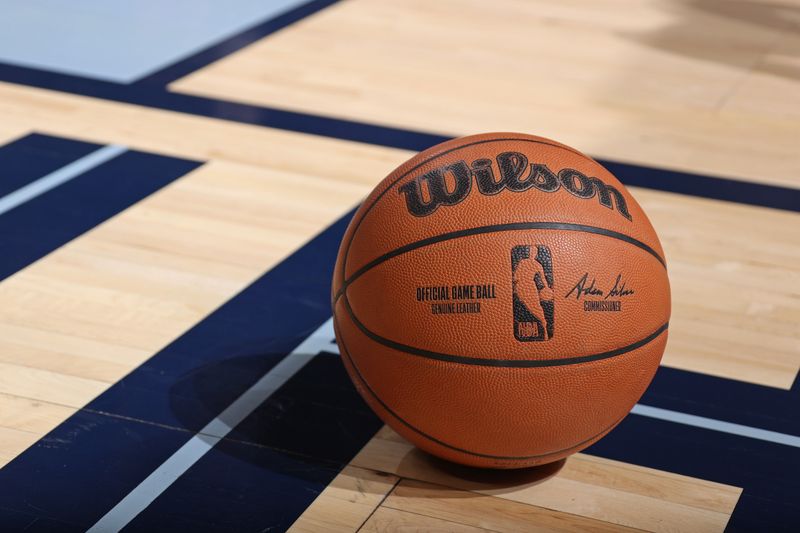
[{"left": 0, "top": 0, "right": 307, "bottom": 83}]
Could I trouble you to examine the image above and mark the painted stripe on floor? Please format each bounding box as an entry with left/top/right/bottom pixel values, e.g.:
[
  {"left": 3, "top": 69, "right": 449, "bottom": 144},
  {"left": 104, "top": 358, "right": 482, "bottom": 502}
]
[
  {"left": 0, "top": 144, "right": 125, "bottom": 215},
  {"left": 632, "top": 404, "right": 800, "bottom": 448},
  {"left": 641, "top": 366, "right": 799, "bottom": 439},
  {"left": 87, "top": 319, "right": 336, "bottom": 533}
]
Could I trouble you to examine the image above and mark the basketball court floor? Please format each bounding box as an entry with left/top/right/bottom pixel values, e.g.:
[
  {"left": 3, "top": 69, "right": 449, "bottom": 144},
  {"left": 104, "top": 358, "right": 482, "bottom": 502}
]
[{"left": 0, "top": 0, "right": 797, "bottom": 530}]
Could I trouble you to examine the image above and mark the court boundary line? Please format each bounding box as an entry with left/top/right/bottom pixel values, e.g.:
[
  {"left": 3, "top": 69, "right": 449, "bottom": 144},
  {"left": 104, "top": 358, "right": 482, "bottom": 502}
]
[{"left": 631, "top": 404, "right": 800, "bottom": 448}]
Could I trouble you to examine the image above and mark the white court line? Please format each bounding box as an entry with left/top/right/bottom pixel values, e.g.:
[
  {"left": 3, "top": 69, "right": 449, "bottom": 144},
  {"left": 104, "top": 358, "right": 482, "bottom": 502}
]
[
  {"left": 88, "top": 317, "right": 798, "bottom": 531},
  {"left": 0, "top": 144, "right": 126, "bottom": 215},
  {"left": 87, "top": 319, "right": 337, "bottom": 533},
  {"left": 632, "top": 404, "right": 800, "bottom": 448}
]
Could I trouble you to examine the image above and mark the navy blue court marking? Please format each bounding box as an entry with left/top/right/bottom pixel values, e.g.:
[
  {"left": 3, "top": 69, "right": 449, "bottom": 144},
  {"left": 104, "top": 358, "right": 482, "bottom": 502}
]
[
  {"left": 0, "top": 60, "right": 446, "bottom": 155},
  {"left": 0, "top": 3, "right": 797, "bottom": 215},
  {"left": 1, "top": 60, "right": 799, "bottom": 216},
  {"left": 0, "top": 133, "right": 100, "bottom": 198},
  {"left": 597, "top": 159, "right": 800, "bottom": 213},
  {"left": 0, "top": 212, "right": 797, "bottom": 531},
  {"left": 0, "top": 133, "right": 201, "bottom": 282}
]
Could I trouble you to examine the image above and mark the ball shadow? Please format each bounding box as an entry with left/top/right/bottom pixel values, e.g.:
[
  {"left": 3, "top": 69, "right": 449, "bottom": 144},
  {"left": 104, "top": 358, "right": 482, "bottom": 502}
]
[
  {"left": 395, "top": 445, "right": 566, "bottom": 495},
  {"left": 166, "top": 349, "right": 382, "bottom": 485}
]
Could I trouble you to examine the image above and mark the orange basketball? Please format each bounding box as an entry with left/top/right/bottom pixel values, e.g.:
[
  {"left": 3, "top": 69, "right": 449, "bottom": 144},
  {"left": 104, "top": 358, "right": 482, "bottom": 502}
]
[{"left": 332, "top": 132, "right": 670, "bottom": 469}]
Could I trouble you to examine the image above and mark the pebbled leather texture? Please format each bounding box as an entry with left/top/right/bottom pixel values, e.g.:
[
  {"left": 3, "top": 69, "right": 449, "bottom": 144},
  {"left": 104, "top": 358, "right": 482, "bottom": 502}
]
[{"left": 332, "top": 132, "right": 671, "bottom": 469}]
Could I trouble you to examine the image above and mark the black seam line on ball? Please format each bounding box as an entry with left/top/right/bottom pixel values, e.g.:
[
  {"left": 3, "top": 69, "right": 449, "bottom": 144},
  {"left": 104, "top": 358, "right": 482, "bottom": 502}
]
[
  {"left": 335, "top": 314, "right": 627, "bottom": 461},
  {"left": 341, "top": 136, "right": 588, "bottom": 282},
  {"left": 342, "top": 295, "right": 668, "bottom": 368},
  {"left": 333, "top": 221, "right": 666, "bottom": 305}
]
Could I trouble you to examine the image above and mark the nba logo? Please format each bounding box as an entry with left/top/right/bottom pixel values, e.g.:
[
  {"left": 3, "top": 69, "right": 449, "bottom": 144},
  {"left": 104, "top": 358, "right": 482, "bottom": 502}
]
[{"left": 511, "top": 245, "right": 555, "bottom": 341}]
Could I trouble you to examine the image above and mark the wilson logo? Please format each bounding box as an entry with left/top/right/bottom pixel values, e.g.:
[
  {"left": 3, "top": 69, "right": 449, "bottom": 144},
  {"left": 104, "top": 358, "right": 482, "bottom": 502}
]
[{"left": 398, "top": 152, "right": 632, "bottom": 220}]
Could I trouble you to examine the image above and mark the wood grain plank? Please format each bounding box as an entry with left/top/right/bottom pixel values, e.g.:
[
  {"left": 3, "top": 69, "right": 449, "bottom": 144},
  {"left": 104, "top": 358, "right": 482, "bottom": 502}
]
[
  {"left": 351, "top": 429, "right": 740, "bottom": 532},
  {"left": 0, "top": 393, "right": 75, "bottom": 435},
  {"left": 559, "top": 453, "right": 740, "bottom": 514},
  {"left": 360, "top": 506, "right": 495, "bottom": 533},
  {"left": 172, "top": 0, "right": 800, "bottom": 188},
  {"left": 0, "top": 323, "right": 152, "bottom": 383},
  {"left": 0, "top": 81, "right": 410, "bottom": 185},
  {"left": 635, "top": 188, "right": 800, "bottom": 388},
  {"left": 0, "top": 361, "right": 108, "bottom": 408},
  {"left": 0, "top": 159, "right": 375, "bottom": 408},
  {"left": 384, "top": 479, "right": 645, "bottom": 532},
  {"left": 289, "top": 466, "right": 399, "bottom": 533},
  {"left": 723, "top": 31, "right": 800, "bottom": 120}
]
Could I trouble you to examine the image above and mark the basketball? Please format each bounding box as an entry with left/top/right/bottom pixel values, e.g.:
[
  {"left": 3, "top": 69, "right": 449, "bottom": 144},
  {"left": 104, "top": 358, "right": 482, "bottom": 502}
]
[
  {"left": 3, "top": 0, "right": 795, "bottom": 526},
  {"left": 332, "top": 132, "right": 670, "bottom": 469}
]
